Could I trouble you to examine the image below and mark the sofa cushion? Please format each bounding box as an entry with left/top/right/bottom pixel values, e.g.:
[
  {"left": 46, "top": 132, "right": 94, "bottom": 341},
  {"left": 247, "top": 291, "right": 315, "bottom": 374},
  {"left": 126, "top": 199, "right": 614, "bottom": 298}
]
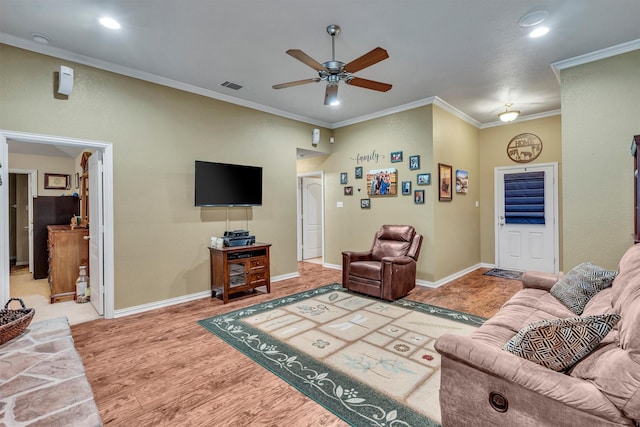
[
  {"left": 502, "top": 313, "right": 621, "bottom": 372},
  {"left": 550, "top": 262, "right": 617, "bottom": 315}
]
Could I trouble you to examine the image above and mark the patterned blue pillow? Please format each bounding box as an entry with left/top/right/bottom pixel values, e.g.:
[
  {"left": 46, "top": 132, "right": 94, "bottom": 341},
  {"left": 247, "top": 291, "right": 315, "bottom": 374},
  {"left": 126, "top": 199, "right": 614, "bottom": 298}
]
[
  {"left": 502, "top": 313, "right": 620, "bottom": 372},
  {"left": 550, "top": 262, "right": 617, "bottom": 315}
]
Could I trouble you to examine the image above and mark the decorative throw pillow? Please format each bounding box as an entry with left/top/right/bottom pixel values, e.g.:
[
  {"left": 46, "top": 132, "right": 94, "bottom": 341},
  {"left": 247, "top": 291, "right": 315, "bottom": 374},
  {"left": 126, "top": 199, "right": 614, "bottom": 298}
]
[
  {"left": 502, "top": 313, "right": 621, "bottom": 372},
  {"left": 550, "top": 262, "right": 617, "bottom": 315}
]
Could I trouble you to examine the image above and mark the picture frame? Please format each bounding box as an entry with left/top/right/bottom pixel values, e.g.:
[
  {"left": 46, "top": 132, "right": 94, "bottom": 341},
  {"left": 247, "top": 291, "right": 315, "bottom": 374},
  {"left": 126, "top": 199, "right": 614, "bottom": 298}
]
[
  {"left": 417, "top": 173, "right": 431, "bottom": 185},
  {"left": 409, "top": 155, "right": 420, "bottom": 170},
  {"left": 344, "top": 186, "right": 353, "bottom": 196},
  {"left": 355, "top": 166, "right": 363, "bottom": 179},
  {"left": 74, "top": 172, "right": 80, "bottom": 189},
  {"left": 401, "top": 181, "right": 412, "bottom": 195},
  {"left": 360, "top": 198, "right": 371, "bottom": 209},
  {"left": 44, "top": 173, "right": 70, "bottom": 190},
  {"left": 456, "top": 169, "right": 469, "bottom": 194},
  {"left": 414, "top": 189, "right": 425, "bottom": 204},
  {"left": 391, "top": 151, "right": 403, "bottom": 163},
  {"left": 438, "top": 163, "right": 453, "bottom": 201},
  {"left": 340, "top": 172, "right": 348, "bottom": 184},
  {"left": 366, "top": 168, "right": 398, "bottom": 197}
]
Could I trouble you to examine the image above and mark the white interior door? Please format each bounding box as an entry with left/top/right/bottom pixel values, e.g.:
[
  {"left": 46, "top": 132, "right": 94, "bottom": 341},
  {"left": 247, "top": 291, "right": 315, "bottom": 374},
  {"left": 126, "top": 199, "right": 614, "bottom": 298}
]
[
  {"left": 88, "top": 152, "right": 104, "bottom": 315},
  {"left": 495, "top": 163, "right": 558, "bottom": 273},
  {"left": 302, "top": 177, "right": 322, "bottom": 259}
]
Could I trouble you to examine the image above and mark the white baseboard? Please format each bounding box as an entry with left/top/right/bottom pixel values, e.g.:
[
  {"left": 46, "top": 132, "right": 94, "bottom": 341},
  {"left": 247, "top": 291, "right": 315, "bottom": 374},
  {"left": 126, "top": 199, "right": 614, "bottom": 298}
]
[
  {"left": 323, "top": 263, "right": 341, "bottom": 270},
  {"left": 416, "top": 263, "right": 485, "bottom": 288},
  {"left": 113, "top": 271, "right": 300, "bottom": 318}
]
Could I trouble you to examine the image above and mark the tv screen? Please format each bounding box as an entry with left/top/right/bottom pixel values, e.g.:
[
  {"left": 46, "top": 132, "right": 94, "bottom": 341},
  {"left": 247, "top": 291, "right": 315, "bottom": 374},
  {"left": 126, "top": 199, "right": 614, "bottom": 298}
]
[{"left": 195, "top": 161, "right": 263, "bottom": 207}]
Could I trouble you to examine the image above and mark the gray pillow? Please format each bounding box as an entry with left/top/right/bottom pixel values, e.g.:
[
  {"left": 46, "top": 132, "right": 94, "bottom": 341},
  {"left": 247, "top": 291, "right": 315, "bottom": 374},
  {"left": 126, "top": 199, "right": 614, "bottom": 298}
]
[
  {"left": 550, "top": 262, "right": 617, "bottom": 315},
  {"left": 502, "top": 313, "right": 621, "bottom": 372}
]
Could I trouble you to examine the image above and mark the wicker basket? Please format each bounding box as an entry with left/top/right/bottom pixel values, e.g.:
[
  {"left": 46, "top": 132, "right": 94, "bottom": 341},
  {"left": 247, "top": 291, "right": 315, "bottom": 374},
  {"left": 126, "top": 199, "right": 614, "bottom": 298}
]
[{"left": 0, "top": 298, "right": 35, "bottom": 346}]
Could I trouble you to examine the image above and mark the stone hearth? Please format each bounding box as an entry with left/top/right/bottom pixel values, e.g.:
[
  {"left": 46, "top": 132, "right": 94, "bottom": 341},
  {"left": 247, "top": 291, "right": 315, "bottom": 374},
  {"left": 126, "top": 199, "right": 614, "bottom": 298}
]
[{"left": 0, "top": 317, "right": 101, "bottom": 426}]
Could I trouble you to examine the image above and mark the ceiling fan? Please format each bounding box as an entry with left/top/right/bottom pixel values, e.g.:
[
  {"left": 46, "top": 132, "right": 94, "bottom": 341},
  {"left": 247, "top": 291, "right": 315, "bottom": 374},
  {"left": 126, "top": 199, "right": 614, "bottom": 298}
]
[{"left": 273, "top": 25, "right": 392, "bottom": 105}]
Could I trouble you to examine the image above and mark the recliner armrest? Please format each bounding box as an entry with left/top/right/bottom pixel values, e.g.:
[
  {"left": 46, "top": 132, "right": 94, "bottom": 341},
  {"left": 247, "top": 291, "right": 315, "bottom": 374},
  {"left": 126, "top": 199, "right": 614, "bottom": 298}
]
[
  {"left": 380, "top": 255, "right": 414, "bottom": 266},
  {"left": 521, "top": 271, "right": 563, "bottom": 291},
  {"left": 342, "top": 250, "right": 373, "bottom": 262}
]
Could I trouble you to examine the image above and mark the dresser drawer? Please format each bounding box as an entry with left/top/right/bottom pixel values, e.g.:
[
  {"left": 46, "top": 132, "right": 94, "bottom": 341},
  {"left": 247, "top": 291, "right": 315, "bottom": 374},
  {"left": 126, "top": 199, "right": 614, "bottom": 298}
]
[{"left": 249, "top": 256, "right": 267, "bottom": 270}]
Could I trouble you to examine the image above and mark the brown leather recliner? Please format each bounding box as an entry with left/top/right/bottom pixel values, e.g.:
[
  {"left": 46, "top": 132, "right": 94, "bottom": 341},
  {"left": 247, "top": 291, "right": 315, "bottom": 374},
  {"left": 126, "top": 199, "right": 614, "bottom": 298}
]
[{"left": 342, "top": 225, "right": 423, "bottom": 301}]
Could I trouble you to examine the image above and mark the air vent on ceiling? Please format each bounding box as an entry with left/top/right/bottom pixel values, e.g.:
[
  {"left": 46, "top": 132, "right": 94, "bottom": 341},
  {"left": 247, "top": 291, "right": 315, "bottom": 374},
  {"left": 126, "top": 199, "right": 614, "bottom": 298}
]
[{"left": 220, "top": 81, "right": 243, "bottom": 91}]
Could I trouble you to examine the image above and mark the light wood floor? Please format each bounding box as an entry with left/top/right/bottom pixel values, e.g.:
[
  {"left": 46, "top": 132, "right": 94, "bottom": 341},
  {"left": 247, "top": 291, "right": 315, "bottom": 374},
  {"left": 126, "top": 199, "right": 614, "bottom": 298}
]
[{"left": 72, "top": 262, "right": 521, "bottom": 426}]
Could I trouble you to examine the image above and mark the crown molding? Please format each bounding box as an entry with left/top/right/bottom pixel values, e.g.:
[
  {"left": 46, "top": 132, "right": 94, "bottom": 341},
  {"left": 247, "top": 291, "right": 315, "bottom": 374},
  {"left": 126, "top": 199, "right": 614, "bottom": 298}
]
[
  {"left": 0, "top": 33, "right": 332, "bottom": 128},
  {"left": 551, "top": 38, "right": 640, "bottom": 82}
]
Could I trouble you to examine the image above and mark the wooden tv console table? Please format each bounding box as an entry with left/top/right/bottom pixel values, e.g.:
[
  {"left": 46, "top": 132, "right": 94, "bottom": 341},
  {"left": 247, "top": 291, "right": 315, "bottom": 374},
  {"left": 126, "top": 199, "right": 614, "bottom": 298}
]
[{"left": 209, "top": 243, "right": 271, "bottom": 303}]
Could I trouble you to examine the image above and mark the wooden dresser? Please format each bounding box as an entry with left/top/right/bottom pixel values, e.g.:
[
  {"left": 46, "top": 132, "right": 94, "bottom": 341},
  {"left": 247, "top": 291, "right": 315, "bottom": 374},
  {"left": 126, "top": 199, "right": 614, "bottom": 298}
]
[{"left": 47, "top": 225, "right": 89, "bottom": 303}]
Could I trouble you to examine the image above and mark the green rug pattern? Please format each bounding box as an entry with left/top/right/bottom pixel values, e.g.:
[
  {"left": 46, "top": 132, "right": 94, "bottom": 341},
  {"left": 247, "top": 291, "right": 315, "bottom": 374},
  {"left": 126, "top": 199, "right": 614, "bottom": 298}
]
[{"left": 198, "top": 284, "right": 485, "bottom": 426}]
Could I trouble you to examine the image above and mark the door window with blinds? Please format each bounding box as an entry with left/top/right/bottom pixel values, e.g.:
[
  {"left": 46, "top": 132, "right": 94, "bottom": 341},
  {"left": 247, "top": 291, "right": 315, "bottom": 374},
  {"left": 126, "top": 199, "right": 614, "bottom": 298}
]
[{"left": 504, "top": 171, "right": 545, "bottom": 224}]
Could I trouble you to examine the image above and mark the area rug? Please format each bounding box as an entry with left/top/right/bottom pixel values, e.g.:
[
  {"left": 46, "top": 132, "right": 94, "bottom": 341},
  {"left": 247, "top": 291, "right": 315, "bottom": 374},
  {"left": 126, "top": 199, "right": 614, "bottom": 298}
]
[
  {"left": 483, "top": 268, "right": 523, "bottom": 280},
  {"left": 198, "top": 283, "right": 485, "bottom": 426}
]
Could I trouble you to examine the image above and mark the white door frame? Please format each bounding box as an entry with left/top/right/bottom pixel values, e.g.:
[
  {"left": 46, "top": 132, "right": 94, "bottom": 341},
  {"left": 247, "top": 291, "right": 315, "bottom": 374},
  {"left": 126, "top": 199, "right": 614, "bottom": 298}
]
[
  {"left": 8, "top": 168, "right": 36, "bottom": 272},
  {"left": 0, "top": 130, "right": 115, "bottom": 319},
  {"left": 296, "top": 171, "right": 325, "bottom": 262},
  {"left": 494, "top": 162, "right": 559, "bottom": 273}
]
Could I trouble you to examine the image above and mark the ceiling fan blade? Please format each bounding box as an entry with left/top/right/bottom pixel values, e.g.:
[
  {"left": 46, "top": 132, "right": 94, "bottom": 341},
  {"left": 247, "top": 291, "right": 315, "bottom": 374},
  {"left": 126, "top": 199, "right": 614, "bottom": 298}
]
[
  {"left": 272, "top": 78, "right": 321, "bottom": 89},
  {"left": 324, "top": 84, "right": 339, "bottom": 105},
  {"left": 343, "top": 47, "right": 389, "bottom": 73},
  {"left": 346, "top": 77, "right": 392, "bottom": 92},
  {"left": 286, "top": 49, "right": 327, "bottom": 72}
]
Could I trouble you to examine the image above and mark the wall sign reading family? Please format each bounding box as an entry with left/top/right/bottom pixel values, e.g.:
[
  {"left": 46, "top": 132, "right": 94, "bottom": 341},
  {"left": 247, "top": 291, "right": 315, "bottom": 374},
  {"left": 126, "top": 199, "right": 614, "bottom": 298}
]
[{"left": 367, "top": 168, "right": 397, "bottom": 196}]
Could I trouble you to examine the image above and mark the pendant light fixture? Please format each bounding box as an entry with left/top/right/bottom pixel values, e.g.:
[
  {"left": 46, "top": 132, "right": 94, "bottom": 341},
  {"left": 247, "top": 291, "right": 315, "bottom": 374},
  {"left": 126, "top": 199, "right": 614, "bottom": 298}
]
[{"left": 498, "top": 103, "right": 520, "bottom": 122}]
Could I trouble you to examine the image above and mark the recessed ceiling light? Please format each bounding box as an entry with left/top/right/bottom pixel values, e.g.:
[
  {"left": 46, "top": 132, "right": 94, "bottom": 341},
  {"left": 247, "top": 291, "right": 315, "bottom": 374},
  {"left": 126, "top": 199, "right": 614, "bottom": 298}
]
[
  {"left": 529, "top": 26, "right": 550, "bottom": 38},
  {"left": 31, "top": 33, "right": 50, "bottom": 44},
  {"left": 99, "top": 17, "right": 121, "bottom": 30},
  {"left": 518, "top": 10, "right": 549, "bottom": 27}
]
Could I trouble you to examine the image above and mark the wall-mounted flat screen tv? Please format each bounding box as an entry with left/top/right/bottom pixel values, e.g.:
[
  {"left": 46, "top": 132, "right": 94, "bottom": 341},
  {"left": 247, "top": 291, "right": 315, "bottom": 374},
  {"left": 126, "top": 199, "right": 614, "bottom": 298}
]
[{"left": 195, "top": 160, "right": 263, "bottom": 207}]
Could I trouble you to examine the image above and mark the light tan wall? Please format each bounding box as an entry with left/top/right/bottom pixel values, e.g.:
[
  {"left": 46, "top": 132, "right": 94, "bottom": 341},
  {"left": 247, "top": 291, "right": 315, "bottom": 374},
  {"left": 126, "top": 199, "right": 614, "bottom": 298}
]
[
  {"left": 561, "top": 50, "right": 640, "bottom": 269},
  {"left": 8, "top": 153, "right": 76, "bottom": 196},
  {"left": 432, "top": 105, "right": 481, "bottom": 279},
  {"left": 298, "top": 104, "right": 483, "bottom": 283},
  {"left": 478, "top": 115, "right": 563, "bottom": 267},
  {"left": 0, "top": 44, "right": 329, "bottom": 309},
  {"left": 298, "top": 106, "right": 435, "bottom": 280}
]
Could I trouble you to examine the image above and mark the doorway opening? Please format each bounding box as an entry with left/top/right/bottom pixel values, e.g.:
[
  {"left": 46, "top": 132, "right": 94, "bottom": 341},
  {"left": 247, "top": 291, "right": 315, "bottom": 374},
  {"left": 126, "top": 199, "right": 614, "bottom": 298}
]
[
  {"left": 297, "top": 171, "right": 325, "bottom": 265},
  {"left": 0, "top": 130, "right": 115, "bottom": 321}
]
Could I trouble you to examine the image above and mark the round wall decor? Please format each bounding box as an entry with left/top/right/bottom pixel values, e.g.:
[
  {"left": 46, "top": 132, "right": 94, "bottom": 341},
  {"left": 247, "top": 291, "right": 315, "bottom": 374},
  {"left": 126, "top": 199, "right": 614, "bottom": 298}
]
[{"left": 507, "top": 133, "right": 543, "bottom": 163}]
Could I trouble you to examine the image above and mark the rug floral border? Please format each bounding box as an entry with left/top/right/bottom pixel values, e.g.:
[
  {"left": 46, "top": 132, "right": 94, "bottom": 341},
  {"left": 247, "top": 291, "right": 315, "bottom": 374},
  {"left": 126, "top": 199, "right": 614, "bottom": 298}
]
[{"left": 198, "top": 284, "right": 485, "bottom": 427}]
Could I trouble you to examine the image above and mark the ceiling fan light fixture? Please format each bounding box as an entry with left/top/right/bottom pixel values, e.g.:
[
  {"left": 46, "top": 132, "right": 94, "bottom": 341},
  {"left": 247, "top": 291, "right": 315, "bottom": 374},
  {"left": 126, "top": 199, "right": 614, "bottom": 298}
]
[{"left": 498, "top": 104, "right": 520, "bottom": 122}]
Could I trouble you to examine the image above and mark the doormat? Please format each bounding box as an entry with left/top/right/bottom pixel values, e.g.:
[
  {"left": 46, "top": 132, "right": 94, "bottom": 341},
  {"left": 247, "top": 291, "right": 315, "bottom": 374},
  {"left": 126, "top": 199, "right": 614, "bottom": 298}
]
[
  {"left": 483, "top": 268, "right": 523, "bottom": 280},
  {"left": 198, "top": 283, "right": 485, "bottom": 426}
]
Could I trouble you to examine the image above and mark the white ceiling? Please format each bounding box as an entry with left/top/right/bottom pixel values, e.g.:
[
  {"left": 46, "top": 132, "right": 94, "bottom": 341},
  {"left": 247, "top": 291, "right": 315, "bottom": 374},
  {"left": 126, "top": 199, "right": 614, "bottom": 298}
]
[{"left": 1, "top": 0, "right": 640, "bottom": 131}]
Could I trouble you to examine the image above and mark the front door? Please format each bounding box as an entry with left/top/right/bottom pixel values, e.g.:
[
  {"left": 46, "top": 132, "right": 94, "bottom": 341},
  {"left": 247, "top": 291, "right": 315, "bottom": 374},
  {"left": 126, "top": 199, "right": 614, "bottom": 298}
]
[{"left": 495, "top": 163, "right": 558, "bottom": 273}]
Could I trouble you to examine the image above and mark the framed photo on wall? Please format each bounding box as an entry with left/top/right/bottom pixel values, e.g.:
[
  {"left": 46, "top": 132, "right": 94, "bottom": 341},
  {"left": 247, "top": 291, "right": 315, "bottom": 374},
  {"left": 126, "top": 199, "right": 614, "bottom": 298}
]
[
  {"left": 366, "top": 168, "right": 397, "bottom": 196},
  {"left": 355, "top": 166, "right": 363, "bottom": 179},
  {"left": 409, "top": 155, "right": 420, "bottom": 170},
  {"left": 438, "top": 163, "right": 453, "bottom": 201},
  {"left": 360, "top": 198, "right": 371, "bottom": 209},
  {"left": 401, "top": 181, "right": 412, "bottom": 195},
  {"left": 344, "top": 186, "right": 353, "bottom": 196},
  {"left": 417, "top": 173, "right": 431, "bottom": 185},
  {"left": 414, "top": 190, "right": 425, "bottom": 204},
  {"left": 44, "top": 173, "right": 69, "bottom": 190},
  {"left": 340, "top": 172, "right": 348, "bottom": 184},
  {"left": 391, "top": 151, "right": 403, "bottom": 163}
]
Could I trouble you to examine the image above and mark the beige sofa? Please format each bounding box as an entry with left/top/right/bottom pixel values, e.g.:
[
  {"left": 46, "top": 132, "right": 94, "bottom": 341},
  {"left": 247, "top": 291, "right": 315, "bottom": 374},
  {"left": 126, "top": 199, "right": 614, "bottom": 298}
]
[{"left": 435, "top": 244, "right": 640, "bottom": 427}]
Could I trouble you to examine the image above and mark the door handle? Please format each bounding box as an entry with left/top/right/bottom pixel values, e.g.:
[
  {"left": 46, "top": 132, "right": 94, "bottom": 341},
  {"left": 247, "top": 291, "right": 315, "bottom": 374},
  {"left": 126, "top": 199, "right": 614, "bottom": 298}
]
[{"left": 83, "top": 236, "right": 91, "bottom": 240}]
